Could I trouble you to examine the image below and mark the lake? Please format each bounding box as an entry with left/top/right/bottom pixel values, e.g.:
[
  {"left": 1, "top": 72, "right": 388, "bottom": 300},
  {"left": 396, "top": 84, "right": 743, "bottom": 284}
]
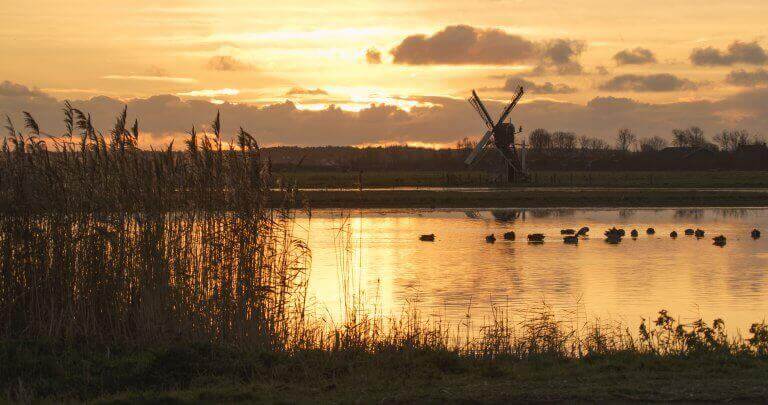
[{"left": 295, "top": 208, "right": 768, "bottom": 334}]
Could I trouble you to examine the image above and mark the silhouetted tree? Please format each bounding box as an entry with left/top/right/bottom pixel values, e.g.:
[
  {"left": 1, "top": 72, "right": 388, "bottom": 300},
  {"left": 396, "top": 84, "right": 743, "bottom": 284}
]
[
  {"left": 639, "top": 136, "right": 667, "bottom": 152},
  {"left": 529, "top": 128, "right": 552, "bottom": 151},
  {"left": 616, "top": 128, "right": 637, "bottom": 152}
]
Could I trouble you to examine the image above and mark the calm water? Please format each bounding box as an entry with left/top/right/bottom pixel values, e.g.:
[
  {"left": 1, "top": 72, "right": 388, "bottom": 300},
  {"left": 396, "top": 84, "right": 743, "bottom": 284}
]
[{"left": 295, "top": 208, "right": 768, "bottom": 333}]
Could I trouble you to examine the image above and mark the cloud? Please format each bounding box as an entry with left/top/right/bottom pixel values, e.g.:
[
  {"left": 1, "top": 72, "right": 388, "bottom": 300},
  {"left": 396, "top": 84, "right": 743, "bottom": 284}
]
[
  {"left": 365, "top": 48, "right": 382, "bottom": 64},
  {"left": 285, "top": 87, "right": 329, "bottom": 96},
  {"left": 599, "top": 74, "right": 698, "bottom": 92},
  {"left": 389, "top": 25, "right": 586, "bottom": 76},
  {"left": 2, "top": 81, "right": 767, "bottom": 147},
  {"left": 207, "top": 55, "right": 253, "bottom": 71},
  {"left": 390, "top": 25, "right": 538, "bottom": 65},
  {"left": 177, "top": 88, "right": 240, "bottom": 97},
  {"left": 690, "top": 41, "right": 768, "bottom": 66},
  {"left": 102, "top": 75, "right": 197, "bottom": 84},
  {"left": 501, "top": 76, "right": 577, "bottom": 94},
  {"left": 594, "top": 65, "right": 610, "bottom": 76},
  {"left": 613, "top": 47, "right": 657, "bottom": 65},
  {"left": 536, "top": 39, "right": 586, "bottom": 74},
  {"left": 725, "top": 68, "right": 768, "bottom": 87}
]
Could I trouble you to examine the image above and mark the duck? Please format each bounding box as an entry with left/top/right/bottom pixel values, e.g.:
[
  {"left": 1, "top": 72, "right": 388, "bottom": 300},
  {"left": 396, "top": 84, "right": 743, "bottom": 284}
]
[
  {"left": 751, "top": 229, "right": 761, "bottom": 239},
  {"left": 684, "top": 228, "right": 695, "bottom": 236},
  {"left": 419, "top": 234, "right": 435, "bottom": 242},
  {"left": 646, "top": 227, "right": 655, "bottom": 235},
  {"left": 630, "top": 229, "right": 639, "bottom": 238},
  {"left": 670, "top": 231, "right": 678, "bottom": 238},
  {"left": 604, "top": 227, "right": 623, "bottom": 243},
  {"left": 561, "top": 229, "right": 576, "bottom": 235},
  {"left": 563, "top": 235, "right": 579, "bottom": 244},
  {"left": 503, "top": 231, "right": 516, "bottom": 240},
  {"left": 576, "top": 226, "right": 590, "bottom": 237},
  {"left": 618, "top": 229, "right": 626, "bottom": 237},
  {"left": 695, "top": 229, "right": 705, "bottom": 238},
  {"left": 527, "top": 233, "right": 545, "bottom": 243},
  {"left": 713, "top": 235, "right": 726, "bottom": 246},
  {"left": 486, "top": 234, "right": 496, "bottom": 243}
]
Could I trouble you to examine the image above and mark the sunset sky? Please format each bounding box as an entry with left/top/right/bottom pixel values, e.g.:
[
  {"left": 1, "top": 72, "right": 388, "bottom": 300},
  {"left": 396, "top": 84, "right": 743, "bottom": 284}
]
[{"left": 2, "top": 0, "right": 768, "bottom": 147}]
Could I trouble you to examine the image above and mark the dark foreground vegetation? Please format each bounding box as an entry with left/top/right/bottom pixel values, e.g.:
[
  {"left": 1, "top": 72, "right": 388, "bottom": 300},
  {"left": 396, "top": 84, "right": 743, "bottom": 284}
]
[{"left": 2, "top": 108, "right": 768, "bottom": 402}]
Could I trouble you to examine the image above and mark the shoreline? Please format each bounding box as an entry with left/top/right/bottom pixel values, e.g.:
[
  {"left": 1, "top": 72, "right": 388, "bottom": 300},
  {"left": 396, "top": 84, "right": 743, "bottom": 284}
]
[{"left": 288, "top": 187, "right": 768, "bottom": 208}]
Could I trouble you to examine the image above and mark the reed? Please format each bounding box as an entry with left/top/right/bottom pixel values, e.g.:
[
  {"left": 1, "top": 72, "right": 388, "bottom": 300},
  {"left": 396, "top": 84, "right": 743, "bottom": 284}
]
[{"left": 0, "top": 107, "right": 310, "bottom": 349}]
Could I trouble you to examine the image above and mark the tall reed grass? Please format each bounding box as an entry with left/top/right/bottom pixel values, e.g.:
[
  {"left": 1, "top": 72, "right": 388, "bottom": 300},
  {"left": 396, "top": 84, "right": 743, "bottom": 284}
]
[{"left": 0, "top": 107, "right": 310, "bottom": 349}]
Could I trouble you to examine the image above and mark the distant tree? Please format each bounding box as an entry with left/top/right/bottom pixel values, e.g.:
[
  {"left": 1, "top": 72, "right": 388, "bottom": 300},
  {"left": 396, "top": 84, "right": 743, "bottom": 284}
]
[
  {"left": 456, "top": 137, "right": 476, "bottom": 150},
  {"left": 529, "top": 128, "right": 552, "bottom": 151},
  {"left": 616, "top": 128, "right": 637, "bottom": 152},
  {"left": 579, "top": 135, "right": 610, "bottom": 151},
  {"left": 713, "top": 129, "right": 750, "bottom": 152},
  {"left": 639, "top": 136, "right": 668, "bottom": 152},
  {"left": 672, "top": 126, "right": 712, "bottom": 149},
  {"left": 552, "top": 131, "right": 577, "bottom": 150}
]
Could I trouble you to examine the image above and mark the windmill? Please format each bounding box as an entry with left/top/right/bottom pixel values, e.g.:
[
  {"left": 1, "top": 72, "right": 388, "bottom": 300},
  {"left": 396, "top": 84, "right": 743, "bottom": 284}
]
[{"left": 464, "top": 86, "right": 528, "bottom": 183}]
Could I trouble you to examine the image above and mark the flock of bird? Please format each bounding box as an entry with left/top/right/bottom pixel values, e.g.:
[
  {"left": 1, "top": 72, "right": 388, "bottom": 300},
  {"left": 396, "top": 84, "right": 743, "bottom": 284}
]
[{"left": 419, "top": 227, "right": 761, "bottom": 247}]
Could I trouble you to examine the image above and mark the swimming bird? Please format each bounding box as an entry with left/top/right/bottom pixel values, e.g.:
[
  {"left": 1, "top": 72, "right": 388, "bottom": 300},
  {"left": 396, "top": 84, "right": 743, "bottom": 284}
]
[
  {"left": 527, "top": 233, "right": 545, "bottom": 243},
  {"left": 695, "top": 229, "right": 705, "bottom": 238},
  {"left": 419, "top": 234, "right": 435, "bottom": 242},
  {"left": 713, "top": 235, "right": 726, "bottom": 246},
  {"left": 561, "top": 229, "right": 576, "bottom": 235},
  {"left": 751, "top": 229, "right": 761, "bottom": 239},
  {"left": 486, "top": 234, "right": 496, "bottom": 243},
  {"left": 604, "top": 227, "right": 623, "bottom": 243},
  {"left": 646, "top": 227, "right": 655, "bottom": 235},
  {"left": 503, "top": 231, "right": 516, "bottom": 240},
  {"left": 630, "top": 229, "right": 638, "bottom": 238},
  {"left": 684, "top": 228, "right": 695, "bottom": 235},
  {"left": 670, "top": 231, "right": 678, "bottom": 238},
  {"left": 576, "top": 227, "right": 590, "bottom": 237},
  {"left": 563, "top": 235, "right": 579, "bottom": 244}
]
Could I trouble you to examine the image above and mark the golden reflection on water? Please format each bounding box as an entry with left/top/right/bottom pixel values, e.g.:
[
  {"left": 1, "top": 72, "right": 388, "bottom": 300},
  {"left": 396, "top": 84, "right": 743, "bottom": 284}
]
[{"left": 295, "top": 208, "right": 768, "bottom": 333}]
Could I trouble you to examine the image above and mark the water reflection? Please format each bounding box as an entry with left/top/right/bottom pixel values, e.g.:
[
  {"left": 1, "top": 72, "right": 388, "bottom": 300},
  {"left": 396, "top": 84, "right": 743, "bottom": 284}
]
[{"left": 296, "top": 208, "right": 768, "bottom": 333}]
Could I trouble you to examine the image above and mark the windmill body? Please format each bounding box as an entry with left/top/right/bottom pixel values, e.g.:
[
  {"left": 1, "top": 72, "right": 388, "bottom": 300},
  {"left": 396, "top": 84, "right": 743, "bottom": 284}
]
[{"left": 464, "top": 87, "right": 529, "bottom": 183}]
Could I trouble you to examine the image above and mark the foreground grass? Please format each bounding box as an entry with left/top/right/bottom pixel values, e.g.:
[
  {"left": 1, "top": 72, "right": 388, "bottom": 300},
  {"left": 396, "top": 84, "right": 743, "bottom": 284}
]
[{"left": 4, "top": 341, "right": 768, "bottom": 403}]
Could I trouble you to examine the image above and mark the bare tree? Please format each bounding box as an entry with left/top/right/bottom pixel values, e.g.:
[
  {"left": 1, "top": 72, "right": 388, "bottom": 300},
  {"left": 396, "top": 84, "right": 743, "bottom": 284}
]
[
  {"left": 639, "top": 136, "right": 668, "bottom": 152},
  {"left": 714, "top": 129, "right": 750, "bottom": 152},
  {"left": 455, "top": 137, "right": 476, "bottom": 150},
  {"left": 616, "top": 128, "right": 637, "bottom": 152},
  {"left": 529, "top": 128, "right": 552, "bottom": 151},
  {"left": 552, "top": 131, "right": 576, "bottom": 150}
]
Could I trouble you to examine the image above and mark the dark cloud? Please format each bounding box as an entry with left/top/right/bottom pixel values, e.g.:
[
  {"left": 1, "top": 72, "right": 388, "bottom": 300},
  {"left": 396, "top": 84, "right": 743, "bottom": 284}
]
[
  {"left": 613, "top": 47, "right": 657, "bottom": 65},
  {"left": 594, "top": 66, "right": 610, "bottom": 76},
  {"left": 285, "top": 87, "right": 329, "bottom": 96},
  {"left": 390, "top": 25, "right": 538, "bottom": 65},
  {"left": 725, "top": 68, "right": 768, "bottom": 87},
  {"left": 537, "top": 39, "right": 586, "bottom": 74},
  {"left": 690, "top": 41, "right": 768, "bottom": 66},
  {"left": 365, "top": 48, "right": 382, "bottom": 64},
  {"left": 599, "top": 74, "right": 698, "bottom": 92},
  {"left": 2, "top": 81, "right": 767, "bottom": 147},
  {"left": 501, "top": 76, "right": 577, "bottom": 94},
  {"left": 207, "top": 55, "right": 253, "bottom": 71}
]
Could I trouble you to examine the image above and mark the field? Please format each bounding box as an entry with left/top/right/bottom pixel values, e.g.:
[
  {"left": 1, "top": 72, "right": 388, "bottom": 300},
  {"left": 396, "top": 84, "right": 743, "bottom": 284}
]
[
  {"left": 276, "top": 170, "right": 768, "bottom": 189},
  {"left": 2, "top": 112, "right": 768, "bottom": 402}
]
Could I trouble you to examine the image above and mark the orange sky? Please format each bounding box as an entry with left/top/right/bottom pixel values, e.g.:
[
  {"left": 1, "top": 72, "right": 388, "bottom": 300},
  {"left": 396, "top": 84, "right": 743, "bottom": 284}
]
[{"left": 1, "top": 1, "right": 767, "bottom": 146}]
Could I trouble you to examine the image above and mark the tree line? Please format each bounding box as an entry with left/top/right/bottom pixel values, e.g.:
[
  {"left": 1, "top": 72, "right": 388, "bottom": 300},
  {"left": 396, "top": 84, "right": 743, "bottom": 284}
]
[{"left": 458, "top": 127, "right": 765, "bottom": 153}]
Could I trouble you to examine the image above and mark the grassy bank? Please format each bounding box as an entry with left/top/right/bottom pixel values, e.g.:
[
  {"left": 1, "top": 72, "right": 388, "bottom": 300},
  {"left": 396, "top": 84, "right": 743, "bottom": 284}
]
[
  {"left": 276, "top": 170, "right": 768, "bottom": 189},
  {"left": 4, "top": 310, "right": 768, "bottom": 402},
  {"left": 292, "top": 187, "right": 768, "bottom": 209}
]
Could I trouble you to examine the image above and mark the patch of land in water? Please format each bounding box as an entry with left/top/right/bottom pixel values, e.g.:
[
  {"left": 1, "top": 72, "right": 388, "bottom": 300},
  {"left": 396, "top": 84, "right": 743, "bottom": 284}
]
[{"left": 286, "top": 187, "right": 768, "bottom": 208}]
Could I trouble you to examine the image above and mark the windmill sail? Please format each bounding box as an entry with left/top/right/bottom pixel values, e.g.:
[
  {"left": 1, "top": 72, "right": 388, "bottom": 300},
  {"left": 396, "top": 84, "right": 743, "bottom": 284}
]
[{"left": 464, "top": 130, "right": 493, "bottom": 165}]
